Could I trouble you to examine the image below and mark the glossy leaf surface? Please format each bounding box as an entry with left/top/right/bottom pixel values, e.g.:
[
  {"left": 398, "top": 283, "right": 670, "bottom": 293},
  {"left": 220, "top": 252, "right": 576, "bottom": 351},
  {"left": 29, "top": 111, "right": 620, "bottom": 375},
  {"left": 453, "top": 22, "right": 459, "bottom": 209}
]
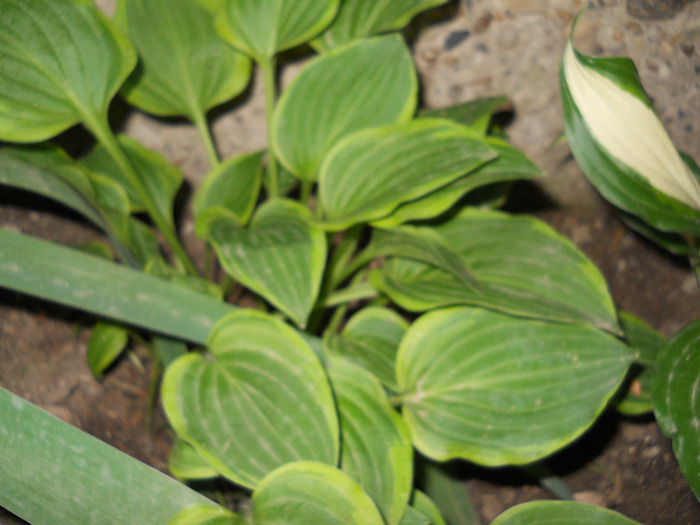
[
  {"left": 273, "top": 35, "right": 417, "bottom": 181},
  {"left": 0, "top": 0, "right": 136, "bottom": 142},
  {"left": 492, "top": 500, "right": 640, "bottom": 524},
  {"left": 397, "top": 307, "right": 632, "bottom": 465},
  {"left": 319, "top": 119, "right": 496, "bottom": 230},
  {"left": 162, "top": 311, "right": 339, "bottom": 489},
  {"left": 253, "top": 462, "right": 384, "bottom": 525}
]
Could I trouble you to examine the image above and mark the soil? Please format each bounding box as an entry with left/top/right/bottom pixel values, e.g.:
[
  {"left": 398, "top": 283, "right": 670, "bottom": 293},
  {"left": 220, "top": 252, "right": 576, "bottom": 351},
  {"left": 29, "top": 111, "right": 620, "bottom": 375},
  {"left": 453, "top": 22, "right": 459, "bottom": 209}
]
[{"left": 1, "top": 1, "right": 700, "bottom": 524}]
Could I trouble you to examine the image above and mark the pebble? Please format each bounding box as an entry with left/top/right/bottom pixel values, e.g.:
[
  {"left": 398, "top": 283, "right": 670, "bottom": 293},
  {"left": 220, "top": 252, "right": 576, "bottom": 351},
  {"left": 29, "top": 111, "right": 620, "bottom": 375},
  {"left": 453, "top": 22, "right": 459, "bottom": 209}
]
[{"left": 642, "top": 445, "right": 662, "bottom": 459}]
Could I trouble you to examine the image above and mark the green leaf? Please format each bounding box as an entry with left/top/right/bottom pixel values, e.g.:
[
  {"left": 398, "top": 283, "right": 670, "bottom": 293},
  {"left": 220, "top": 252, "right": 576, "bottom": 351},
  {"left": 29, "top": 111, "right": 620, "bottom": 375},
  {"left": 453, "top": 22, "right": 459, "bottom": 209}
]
[
  {"left": 82, "top": 134, "right": 183, "bottom": 227},
  {"left": 115, "top": 0, "right": 251, "bottom": 120},
  {"left": 312, "top": 0, "right": 449, "bottom": 52},
  {"left": 169, "top": 438, "right": 220, "bottom": 481},
  {"left": 328, "top": 358, "right": 414, "bottom": 525},
  {"left": 199, "top": 199, "right": 327, "bottom": 328},
  {"left": 161, "top": 311, "right": 339, "bottom": 489},
  {"left": 319, "top": 119, "right": 496, "bottom": 230},
  {"left": 167, "top": 504, "right": 243, "bottom": 525},
  {"left": 410, "top": 491, "right": 446, "bottom": 525},
  {"left": 272, "top": 35, "right": 417, "bottom": 181},
  {"left": 215, "top": 0, "right": 341, "bottom": 63},
  {"left": 651, "top": 319, "right": 700, "bottom": 499},
  {"left": 374, "top": 208, "right": 620, "bottom": 333},
  {"left": 399, "top": 505, "right": 431, "bottom": 525},
  {"left": 253, "top": 461, "right": 384, "bottom": 525},
  {"left": 396, "top": 307, "right": 633, "bottom": 465},
  {"left": 193, "top": 151, "right": 264, "bottom": 225},
  {"left": 491, "top": 500, "right": 640, "bottom": 524},
  {"left": 419, "top": 96, "right": 509, "bottom": 136},
  {"left": 0, "top": 228, "right": 233, "bottom": 345},
  {"left": 0, "top": 0, "right": 136, "bottom": 142},
  {"left": 419, "top": 461, "right": 478, "bottom": 525},
  {"left": 327, "top": 307, "right": 407, "bottom": 391},
  {"left": 0, "top": 388, "right": 214, "bottom": 525},
  {"left": 87, "top": 321, "right": 129, "bottom": 378},
  {"left": 127, "top": 216, "right": 162, "bottom": 266},
  {"left": 372, "top": 137, "right": 540, "bottom": 228},
  {"left": 614, "top": 311, "right": 665, "bottom": 416}
]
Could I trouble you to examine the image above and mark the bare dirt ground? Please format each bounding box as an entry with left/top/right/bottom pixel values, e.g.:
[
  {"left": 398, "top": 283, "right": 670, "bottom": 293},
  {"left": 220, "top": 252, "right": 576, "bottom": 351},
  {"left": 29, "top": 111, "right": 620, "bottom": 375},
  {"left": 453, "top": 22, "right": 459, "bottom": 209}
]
[{"left": 1, "top": 0, "right": 699, "bottom": 523}]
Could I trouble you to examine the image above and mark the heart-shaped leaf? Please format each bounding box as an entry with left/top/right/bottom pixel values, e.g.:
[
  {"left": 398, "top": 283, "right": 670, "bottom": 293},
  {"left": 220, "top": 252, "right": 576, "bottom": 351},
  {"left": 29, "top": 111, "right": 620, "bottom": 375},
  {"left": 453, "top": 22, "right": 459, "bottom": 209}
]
[
  {"left": 328, "top": 358, "right": 413, "bottom": 525},
  {"left": 327, "top": 307, "right": 407, "bottom": 391},
  {"left": 397, "top": 307, "right": 633, "bottom": 465},
  {"left": 198, "top": 199, "right": 326, "bottom": 328},
  {"left": 215, "top": 0, "right": 341, "bottom": 63},
  {"left": 651, "top": 319, "right": 700, "bottom": 499},
  {"left": 193, "top": 151, "right": 264, "bottom": 225},
  {"left": 0, "top": 0, "right": 136, "bottom": 142},
  {"left": 312, "top": 0, "right": 448, "bottom": 52},
  {"left": 493, "top": 501, "right": 640, "bottom": 524},
  {"left": 161, "top": 311, "right": 339, "bottom": 489},
  {"left": 272, "top": 35, "right": 417, "bottom": 181},
  {"left": 253, "top": 462, "right": 384, "bottom": 525},
  {"left": 374, "top": 208, "right": 620, "bottom": 333},
  {"left": 115, "top": 0, "right": 251, "bottom": 121},
  {"left": 319, "top": 119, "right": 496, "bottom": 230}
]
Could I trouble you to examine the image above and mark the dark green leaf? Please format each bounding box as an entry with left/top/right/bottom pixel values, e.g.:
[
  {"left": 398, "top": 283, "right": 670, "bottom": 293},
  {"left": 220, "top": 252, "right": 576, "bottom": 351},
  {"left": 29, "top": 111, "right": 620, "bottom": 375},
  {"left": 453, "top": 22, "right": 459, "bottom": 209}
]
[
  {"left": 87, "top": 321, "right": 129, "bottom": 378},
  {"left": 420, "top": 461, "right": 478, "bottom": 525}
]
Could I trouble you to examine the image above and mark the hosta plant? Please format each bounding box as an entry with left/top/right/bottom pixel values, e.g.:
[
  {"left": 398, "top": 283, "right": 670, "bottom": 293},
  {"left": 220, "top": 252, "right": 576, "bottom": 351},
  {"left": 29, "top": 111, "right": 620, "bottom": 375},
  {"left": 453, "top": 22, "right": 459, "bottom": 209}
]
[{"left": 0, "top": 1, "right": 696, "bottom": 524}]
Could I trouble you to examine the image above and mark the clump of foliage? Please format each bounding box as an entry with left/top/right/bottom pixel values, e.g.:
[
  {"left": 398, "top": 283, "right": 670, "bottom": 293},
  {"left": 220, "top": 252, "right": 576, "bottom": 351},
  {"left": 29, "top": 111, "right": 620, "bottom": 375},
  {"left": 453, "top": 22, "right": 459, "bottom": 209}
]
[{"left": 0, "top": 1, "right": 697, "bottom": 524}]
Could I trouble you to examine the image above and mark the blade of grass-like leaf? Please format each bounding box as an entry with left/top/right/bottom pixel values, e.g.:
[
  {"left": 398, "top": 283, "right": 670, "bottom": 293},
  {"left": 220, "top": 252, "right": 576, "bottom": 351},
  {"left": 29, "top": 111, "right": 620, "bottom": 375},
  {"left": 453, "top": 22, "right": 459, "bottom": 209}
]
[
  {"left": 0, "top": 387, "right": 217, "bottom": 525},
  {"left": 0, "top": 228, "right": 233, "bottom": 344}
]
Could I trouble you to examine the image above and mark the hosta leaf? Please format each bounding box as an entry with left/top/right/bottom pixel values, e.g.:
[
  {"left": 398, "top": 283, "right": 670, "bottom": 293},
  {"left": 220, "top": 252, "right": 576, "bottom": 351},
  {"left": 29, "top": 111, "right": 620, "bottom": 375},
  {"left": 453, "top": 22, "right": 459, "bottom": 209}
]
[
  {"left": 328, "top": 358, "right": 413, "bottom": 525},
  {"left": 396, "top": 307, "right": 633, "bottom": 465},
  {"left": 419, "top": 461, "right": 478, "bottom": 525},
  {"left": 374, "top": 208, "right": 620, "bottom": 333},
  {"left": 168, "top": 505, "right": 243, "bottom": 525},
  {"left": 199, "top": 199, "right": 327, "bottom": 328},
  {"left": 561, "top": 22, "right": 700, "bottom": 236},
  {"left": 492, "top": 501, "right": 640, "bottom": 524},
  {"left": 272, "top": 35, "right": 417, "bottom": 181},
  {"left": 614, "top": 311, "right": 665, "bottom": 416},
  {"left": 399, "top": 506, "right": 431, "bottom": 525},
  {"left": 168, "top": 439, "right": 219, "bottom": 481},
  {"left": 87, "top": 321, "right": 129, "bottom": 378},
  {"left": 161, "top": 311, "right": 339, "bottom": 489},
  {"left": 410, "top": 491, "right": 446, "bottom": 525},
  {"left": 253, "top": 462, "right": 384, "bottom": 525},
  {"left": 215, "top": 0, "right": 341, "bottom": 63},
  {"left": 327, "top": 307, "right": 407, "bottom": 391},
  {"left": 193, "top": 151, "right": 264, "bottom": 225},
  {"left": 419, "top": 96, "right": 509, "bottom": 136},
  {"left": 319, "top": 119, "right": 496, "bottom": 230},
  {"left": 312, "top": 0, "right": 448, "bottom": 52},
  {"left": 372, "top": 137, "right": 540, "bottom": 228},
  {"left": 0, "top": 0, "right": 136, "bottom": 142},
  {"left": 115, "top": 0, "right": 251, "bottom": 119},
  {"left": 82, "top": 134, "right": 183, "bottom": 227},
  {"left": 651, "top": 319, "right": 700, "bottom": 499}
]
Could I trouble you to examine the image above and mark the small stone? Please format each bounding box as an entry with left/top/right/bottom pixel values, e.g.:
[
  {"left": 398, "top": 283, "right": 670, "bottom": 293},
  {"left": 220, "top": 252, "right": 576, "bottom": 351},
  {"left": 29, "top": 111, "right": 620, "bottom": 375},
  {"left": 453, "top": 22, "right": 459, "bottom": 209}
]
[
  {"left": 574, "top": 491, "right": 607, "bottom": 508},
  {"left": 681, "top": 42, "right": 695, "bottom": 56},
  {"left": 473, "top": 12, "right": 493, "bottom": 33},
  {"left": 642, "top": 445, "right": 662, "bottom": 458}
]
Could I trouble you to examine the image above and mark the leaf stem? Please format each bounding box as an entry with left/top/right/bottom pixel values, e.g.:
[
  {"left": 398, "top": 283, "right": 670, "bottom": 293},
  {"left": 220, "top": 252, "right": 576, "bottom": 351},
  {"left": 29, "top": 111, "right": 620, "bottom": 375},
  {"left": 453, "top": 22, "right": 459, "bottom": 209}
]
[
  {"left": 191, "top": 109, "right": 220, "bottom": 168},
  {"left": 261, "top": 56, "right": 279, "bottom": 199}
]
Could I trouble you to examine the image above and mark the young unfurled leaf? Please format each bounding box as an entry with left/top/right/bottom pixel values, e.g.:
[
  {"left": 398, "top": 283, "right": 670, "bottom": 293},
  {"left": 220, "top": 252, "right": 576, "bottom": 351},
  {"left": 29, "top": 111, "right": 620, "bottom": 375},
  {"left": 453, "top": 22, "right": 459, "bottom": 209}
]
[
  {"left": 312, "top": 0, "right": 449, "bottom": 52},
  {"left": 374, "top": 208, "right": 620, "bottom": 333},
  {"left": 253, "top": 462, "right": 384, "bottom": 525},
  {"left": 161, "top": 311, "right": 339, "bottom": 489},
  {"left": 87, "top": 322, "right": 129, "bottom": 378},
  {"left": 651, "top": 319, "right": 700, "bottom": 499},
  {"left": 215, "top": 0, "right": 341, "bottom": 63},
  {"left": 319, "top": 119, "right": 496, "bottom": 230},
  {"left": 492, "top": 501, "right": 640, "bottom": 524},
  {"left": 0, "top": 0, "right": 136, "bottom": 142},
  {"left": 328, "top": 358, "right": 413, "bottom": 525},
  {"left": 198, "top": 199, "right": 327, "bottom": 328},
  {"left": 273, "top": 35, "right": 417, "bottom": 181},
  {"left": 397, "top": 307, "right": 632, "bottom": 465},
  {"left": 115, "top": 0, "right": 251, "bottom": 121}
]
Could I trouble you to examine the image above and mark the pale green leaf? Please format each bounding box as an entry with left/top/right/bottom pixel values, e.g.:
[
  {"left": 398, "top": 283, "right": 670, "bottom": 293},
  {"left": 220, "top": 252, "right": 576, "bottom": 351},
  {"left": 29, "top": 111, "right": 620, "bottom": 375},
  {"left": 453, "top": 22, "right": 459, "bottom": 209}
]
[
  {"left": 199, "top": 199, "right": 327, "bottom": 328},
  {"left": 253, "top": 461, "right": 384, "bottom": 525},
  {"left": 328, "top": 358, "right": 414, "bottom": 525},
  {"left": 492, "top": 500, "right": 640, "bottom": 524},
  {"left": 169, "top": 439, "right": 220, "bottom": 481},
  {"left": 215, "top": 0, "right": 341, "bottom": 62},
  {"left": 87, "top": 321, "right": 129, "bottom": 378},
  {"left": 161, "top": 311, "right": 339, "bottom": 489},
  {"left": 374, "top": 208, "right": 620, "bottom": 333},
  {"left": 312, "top": 0, "right": 449, "bottom": 51},
  {"left": 397, "top": 307, "right": 633, "bottom": 465},
  {"left": 116, "top": 0, "right": 251, "bottom": 119},
  {"left": 419, "top": 96, "right": 509, "bottom": 136},
  {"left": 651, "top": 319, "right": 700, "bottom": 499},
  {"left": 410, "top": 491, "right": 446, "bottom": 525},
  {"left": 319, "top": 119, "right": 496, "bottom": 230},
  {"left": 272, "top": 35, "right": 417, "bottom": 181},
  {"left": 399, "top": 505, "right": 431, "bottom": 525},
  {"left": 0, "top": 0, "right": 136, "bottom": 142},
  {"left": 167, "top": 504, "right": 243, "bottom": 525}
]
